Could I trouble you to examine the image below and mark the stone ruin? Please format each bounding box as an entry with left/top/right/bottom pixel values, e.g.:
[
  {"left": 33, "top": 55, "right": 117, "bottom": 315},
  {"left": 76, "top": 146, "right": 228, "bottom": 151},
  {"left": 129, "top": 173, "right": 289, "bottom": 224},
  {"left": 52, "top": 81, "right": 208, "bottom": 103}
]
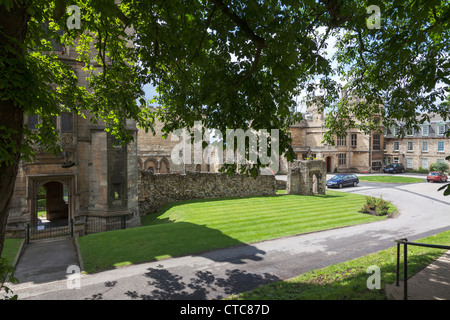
[{"left": 286, "top": 160, "right": 326, "bottom": 195}]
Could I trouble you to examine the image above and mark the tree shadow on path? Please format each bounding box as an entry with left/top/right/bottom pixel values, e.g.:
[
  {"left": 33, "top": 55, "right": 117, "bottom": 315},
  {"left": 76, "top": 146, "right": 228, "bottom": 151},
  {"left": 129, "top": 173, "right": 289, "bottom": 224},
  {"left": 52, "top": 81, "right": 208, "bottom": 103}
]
[{"left": 122, "top": 266, "right": 281, "bottom": 300}]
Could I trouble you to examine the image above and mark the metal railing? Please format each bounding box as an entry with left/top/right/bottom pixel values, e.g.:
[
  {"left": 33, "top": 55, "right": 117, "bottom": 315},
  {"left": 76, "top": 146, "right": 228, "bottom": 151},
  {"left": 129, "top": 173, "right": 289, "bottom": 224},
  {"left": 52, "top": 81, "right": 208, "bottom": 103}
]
[
  {"left": 26, "top": 219, "right": 74, "bottom": 243},
  {"left": 25, "top": 215, "right": 130, "bottom": 242},
  {"left": 394, "top": 238, "right": 450, "bottom": 300},
  {"left": 82, "top": 215, "right": 129, "bottom": 235}
]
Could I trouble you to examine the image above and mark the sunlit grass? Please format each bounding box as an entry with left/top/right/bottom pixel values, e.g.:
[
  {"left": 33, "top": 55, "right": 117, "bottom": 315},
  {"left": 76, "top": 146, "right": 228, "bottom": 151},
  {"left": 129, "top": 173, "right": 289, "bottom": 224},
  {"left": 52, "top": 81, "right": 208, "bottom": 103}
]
[
  {"left": 358, "top": 176, "right": 425, "bottom": 183},
  {"left": 79, "top": 191, "right": 393, "bottom": 273},
  {"left": 230, "top": 231, "right": 450, "bottom": 300}
]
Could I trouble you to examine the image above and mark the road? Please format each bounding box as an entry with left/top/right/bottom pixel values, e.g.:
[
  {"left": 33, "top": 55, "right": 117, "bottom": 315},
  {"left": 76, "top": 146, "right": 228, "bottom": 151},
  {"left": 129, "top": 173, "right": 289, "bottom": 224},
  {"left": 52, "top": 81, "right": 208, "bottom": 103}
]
[{"left": 7, "top": 175, "right": 450, "bottom": 300}]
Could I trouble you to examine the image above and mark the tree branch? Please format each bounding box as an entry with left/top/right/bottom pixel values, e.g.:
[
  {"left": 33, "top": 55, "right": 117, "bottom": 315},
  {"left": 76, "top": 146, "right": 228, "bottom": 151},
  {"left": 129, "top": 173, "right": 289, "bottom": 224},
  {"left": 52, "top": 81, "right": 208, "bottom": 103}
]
[
  {"left": 187, "top": 5, "right": 216, "bottom": 65},
  {"left": 209, "top": 0, "right": 266, "bottom": 87},
  {"left": 210, "top": 0, "right": 266, "bottom": 48},
  {"left": 234, "top": 42, "right": 263, "bottom": 88}
]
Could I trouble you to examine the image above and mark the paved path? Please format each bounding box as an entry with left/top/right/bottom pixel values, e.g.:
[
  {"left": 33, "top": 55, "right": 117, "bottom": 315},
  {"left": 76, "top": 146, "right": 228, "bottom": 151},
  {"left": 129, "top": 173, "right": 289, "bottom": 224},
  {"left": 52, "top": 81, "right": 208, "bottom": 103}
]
[
  {"left": 7, "top": 177, "right": 450, "bottom": 300},
  {"left": 12, "top": 237, "right": 79, "bottom": 285}
]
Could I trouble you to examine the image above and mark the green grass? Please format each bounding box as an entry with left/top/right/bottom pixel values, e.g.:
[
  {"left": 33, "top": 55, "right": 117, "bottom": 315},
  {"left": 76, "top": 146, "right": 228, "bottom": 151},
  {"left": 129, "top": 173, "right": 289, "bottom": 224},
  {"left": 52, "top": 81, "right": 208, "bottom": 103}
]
[
  {"left": 358, "top": 176, "right": 425, "bottom": 184},
  {"left": 230, "top": 231, "right": 450, "bottom": 300},
  {"left": 79, "top": 191, "right": 393, "bottom": 273},
  {"left": 1, "top": 239, "right": 23, "bottom": 266}
]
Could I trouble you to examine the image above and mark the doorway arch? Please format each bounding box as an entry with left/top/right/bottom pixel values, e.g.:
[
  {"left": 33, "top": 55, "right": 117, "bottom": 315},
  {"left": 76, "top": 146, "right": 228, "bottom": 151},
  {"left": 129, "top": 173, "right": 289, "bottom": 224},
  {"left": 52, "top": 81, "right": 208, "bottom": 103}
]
[
  {"left": 326, "top": 156, "right": 332, "bottom": 172},
  {"left": 29, "top": 175, "right": 74, "bottom": 231}
]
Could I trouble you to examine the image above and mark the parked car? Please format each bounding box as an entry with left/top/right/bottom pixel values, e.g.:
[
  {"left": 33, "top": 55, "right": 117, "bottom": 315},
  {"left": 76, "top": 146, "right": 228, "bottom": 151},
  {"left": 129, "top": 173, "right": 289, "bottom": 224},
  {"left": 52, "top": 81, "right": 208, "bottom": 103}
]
[
  {"left": 427, "top": 171, "right": 448, "bottom": 183},
  {"left": 326, "top": 174, "right": 359, "bottom": 188},
  {"left": 383, "top": 163, "right": 405, "bottom": 173}
]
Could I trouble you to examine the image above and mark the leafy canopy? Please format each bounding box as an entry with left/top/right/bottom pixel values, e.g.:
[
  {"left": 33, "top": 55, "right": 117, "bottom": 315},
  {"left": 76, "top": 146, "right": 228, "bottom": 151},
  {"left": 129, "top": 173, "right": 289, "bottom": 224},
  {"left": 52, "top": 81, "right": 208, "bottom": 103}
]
[{"left": 1, "top": 0, "right": 449, "bottom": 176}]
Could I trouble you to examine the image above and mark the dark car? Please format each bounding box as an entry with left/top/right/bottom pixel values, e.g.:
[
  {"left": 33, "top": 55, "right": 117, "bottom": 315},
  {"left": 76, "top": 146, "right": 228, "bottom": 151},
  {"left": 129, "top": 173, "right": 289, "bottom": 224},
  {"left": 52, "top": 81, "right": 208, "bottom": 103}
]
[
  {"left": 427, "top": 171, "right": 448, "bottom": 183},
  {"left": 383, "top": 163, "right": 405, "bottom": 173},
  {"left": 326, "top": 174, "right": 359, "bottom": 188}
]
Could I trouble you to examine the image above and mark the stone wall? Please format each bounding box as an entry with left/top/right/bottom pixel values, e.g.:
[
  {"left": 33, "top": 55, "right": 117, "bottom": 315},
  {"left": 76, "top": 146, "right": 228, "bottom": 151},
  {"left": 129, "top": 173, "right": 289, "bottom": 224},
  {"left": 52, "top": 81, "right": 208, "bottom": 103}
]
[{"left": 138, "top": 171, "right": 276, "bottom": 215}]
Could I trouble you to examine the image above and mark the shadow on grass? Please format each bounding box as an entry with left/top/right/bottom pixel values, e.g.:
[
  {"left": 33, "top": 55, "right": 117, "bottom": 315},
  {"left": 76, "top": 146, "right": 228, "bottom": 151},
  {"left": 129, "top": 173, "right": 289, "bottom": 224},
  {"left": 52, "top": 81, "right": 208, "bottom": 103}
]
[
  {"left": 80, "top": 191, "right": 361, "bottom": 274},
  {"left": 79, "top": 220, "right": 266, "bottom": 274},
  {"left": 82, "top": 249, "right": 447, "bottom": 300},
  {"left": 234, "top": 250, "right": 448, "bottom": 300}
]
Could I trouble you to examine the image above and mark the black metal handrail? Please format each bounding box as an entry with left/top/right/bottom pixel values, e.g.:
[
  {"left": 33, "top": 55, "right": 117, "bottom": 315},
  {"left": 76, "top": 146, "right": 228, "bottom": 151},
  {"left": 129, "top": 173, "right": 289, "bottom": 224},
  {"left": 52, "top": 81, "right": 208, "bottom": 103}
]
[{"left": 394, "top": 238, "right": 450, "bottom": 300}]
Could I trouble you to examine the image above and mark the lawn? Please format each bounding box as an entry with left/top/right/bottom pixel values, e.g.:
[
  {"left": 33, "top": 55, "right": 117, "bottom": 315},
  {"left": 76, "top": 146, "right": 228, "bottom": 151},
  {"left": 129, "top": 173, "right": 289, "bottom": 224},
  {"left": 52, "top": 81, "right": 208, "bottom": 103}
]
[
  {"left": 358, "top": 176, "right": 425, "bottom": 184},
  {"left": 230, "top": 230, "right": 450, "bottom": 300},
  {"left": 1, "top": 238, "right": 23, "bottom": 265},
  {"left": 78, "top": 191, "right": 394, "bottom": 273}
]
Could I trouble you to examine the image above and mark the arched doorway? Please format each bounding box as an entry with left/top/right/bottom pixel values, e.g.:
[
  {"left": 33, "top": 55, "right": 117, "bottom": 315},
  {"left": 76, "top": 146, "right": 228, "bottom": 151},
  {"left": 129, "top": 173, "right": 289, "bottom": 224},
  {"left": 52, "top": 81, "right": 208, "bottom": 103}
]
[
  {"left": 29, "top": 176, "right": 74, "bottom": 240},
  {"left": 39, "top": 181, "right": 69, "bottom": 227},
  {"left": 145, "top": 159, "right": 157, "bottom": 174},
  {"left": 159, "top": 158, "right": 170, "bottom": 173},
  {"left": 326, "top": 156, "right": 332, "bottom": 172}
]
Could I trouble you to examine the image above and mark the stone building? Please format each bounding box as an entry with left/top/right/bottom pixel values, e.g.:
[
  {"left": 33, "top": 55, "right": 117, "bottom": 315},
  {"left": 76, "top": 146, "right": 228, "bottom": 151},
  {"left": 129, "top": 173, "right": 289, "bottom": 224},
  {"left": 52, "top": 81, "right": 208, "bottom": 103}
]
[
  {"left": 6, "top": 45, "right": 140, "bottom": 238},
  {"left": 383, "top": 114, "right": 450, "bottom": 170},
  {"left": 289, "top": 103, "right": 384, "bottom": 173},
  {"left": 137, "top": 118, "right": 220, "bottom": 174}
]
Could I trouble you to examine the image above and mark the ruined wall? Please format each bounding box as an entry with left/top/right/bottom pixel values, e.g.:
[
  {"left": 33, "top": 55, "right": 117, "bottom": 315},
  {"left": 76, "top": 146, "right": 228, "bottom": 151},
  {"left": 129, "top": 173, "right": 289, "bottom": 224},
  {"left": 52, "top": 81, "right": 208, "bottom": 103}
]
[
  {"left": 138, "top": 171, "right": 276, "bottom": 215},
  {"left": 287, "top": 160, "right": 326, "bottom": 195}
]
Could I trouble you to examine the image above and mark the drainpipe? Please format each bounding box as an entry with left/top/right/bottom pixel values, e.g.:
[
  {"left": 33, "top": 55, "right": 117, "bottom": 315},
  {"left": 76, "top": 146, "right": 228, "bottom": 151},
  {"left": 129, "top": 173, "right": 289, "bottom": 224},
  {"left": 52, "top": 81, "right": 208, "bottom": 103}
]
[{"left": 369, "top": 132, "right": 373, "bottom": 173}]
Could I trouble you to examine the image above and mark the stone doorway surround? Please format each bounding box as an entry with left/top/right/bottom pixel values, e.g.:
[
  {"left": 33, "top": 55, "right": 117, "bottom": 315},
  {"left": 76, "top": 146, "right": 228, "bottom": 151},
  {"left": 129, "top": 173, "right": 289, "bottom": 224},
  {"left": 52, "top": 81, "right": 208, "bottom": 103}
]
[{"left": 27, "top": 174, "right": 76, "bottom": 228}]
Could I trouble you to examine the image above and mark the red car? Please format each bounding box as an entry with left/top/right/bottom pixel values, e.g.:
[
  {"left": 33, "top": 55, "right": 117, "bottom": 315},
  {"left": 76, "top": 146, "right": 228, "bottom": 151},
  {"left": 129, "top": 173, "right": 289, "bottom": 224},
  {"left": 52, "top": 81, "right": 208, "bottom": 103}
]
[{"left": 427, "top": 172, "right": 448, "bottom": 183}]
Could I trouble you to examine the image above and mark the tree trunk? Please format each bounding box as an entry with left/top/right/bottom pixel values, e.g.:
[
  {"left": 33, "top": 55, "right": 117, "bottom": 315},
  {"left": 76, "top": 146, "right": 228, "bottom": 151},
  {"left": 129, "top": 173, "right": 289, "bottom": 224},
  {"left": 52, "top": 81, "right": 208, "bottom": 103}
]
[
  {"left": 0, "top": 108, "right": 23, "bottom": 256},
  {"left": 0, "top": 2, "right": 30, "bottom": 256}
]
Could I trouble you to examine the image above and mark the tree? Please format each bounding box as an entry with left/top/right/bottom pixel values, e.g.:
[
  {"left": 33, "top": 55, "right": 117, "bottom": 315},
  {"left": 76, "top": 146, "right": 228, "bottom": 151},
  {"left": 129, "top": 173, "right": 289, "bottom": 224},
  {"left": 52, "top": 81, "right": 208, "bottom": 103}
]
[{"left": 1, "top": 0, "right": 449, "bottom": 258}]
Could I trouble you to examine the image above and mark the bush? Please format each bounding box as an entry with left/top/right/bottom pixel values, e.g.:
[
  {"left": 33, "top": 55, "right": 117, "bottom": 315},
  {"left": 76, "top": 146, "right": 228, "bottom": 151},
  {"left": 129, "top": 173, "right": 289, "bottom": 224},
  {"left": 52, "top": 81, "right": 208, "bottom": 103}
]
[
  {"left": 361, "top": 196, "right": 391, "bottom": 216},
  {"left": 375, "top": 196, "right": 390, "bottom": 216},
  {"left": 429, "top": 162, "right": 449, "bottom": 173}
]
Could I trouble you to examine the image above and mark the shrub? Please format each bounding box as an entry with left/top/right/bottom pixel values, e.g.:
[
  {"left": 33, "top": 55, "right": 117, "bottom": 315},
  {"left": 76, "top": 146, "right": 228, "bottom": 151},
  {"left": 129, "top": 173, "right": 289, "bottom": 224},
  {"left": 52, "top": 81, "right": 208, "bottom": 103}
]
[
  {"left": 361, "top": 196, "right": 391, "bottom": 216},
  {"left": 429, "top": 162, "right": 449, "bottom": 173},
  {"left": 375, "top": 196, "right": 390, "bottom": 216}
]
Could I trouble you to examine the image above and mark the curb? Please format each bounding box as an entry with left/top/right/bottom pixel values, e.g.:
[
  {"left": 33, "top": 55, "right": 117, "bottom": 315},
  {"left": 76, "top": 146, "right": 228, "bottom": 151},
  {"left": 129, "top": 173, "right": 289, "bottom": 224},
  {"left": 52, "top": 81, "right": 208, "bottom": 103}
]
[{"left": 72, "top": 236, "right": 85, "bottom": 273}]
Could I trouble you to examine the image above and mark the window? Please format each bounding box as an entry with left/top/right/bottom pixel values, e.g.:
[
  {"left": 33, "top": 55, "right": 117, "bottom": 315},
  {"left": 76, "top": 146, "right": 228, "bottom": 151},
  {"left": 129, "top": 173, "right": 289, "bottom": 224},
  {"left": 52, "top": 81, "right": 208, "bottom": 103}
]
[
  {"left": 393, "top": 157, "right": 399, "bottom": 164},
  {"left": 421, "top": 125, "right": 429, "bottom": 136},
  {"left": 383, "top": 140, "right": 387, "bottom": 151},
  {"left": 338, "top": 153, "right": 347, "bottom": 166},
  {"left": 351, "top": 133, "right": 357, "bottom": 147},
  {"left": 407, "top": 141, "right": 414, "bottom": 152},
  {"left": 337, "top": 135, "right": 347, "bottom": 146},
  {"left": 437, "top": 159, "right": 445, "bottom": 164},
  {"left": 438, "top": 141, "right": 445, "bottom": 152},
  {"left": 60, "top": 113, "right": 72, "bottom": 132},
  {"left": 393, "top": 141, "right": 400, "bottom": 151},
  {"left": 392, "top": 127, "right": 398, "bottom": 136},
  {"left": 112, "top": 183, "right": 121, "bottom": 200},
  {"left": 421, "top": 158, "right": 428, "bottom": 169},
  {"left": 438, "top": 124, "right": 446, "bottom": 136},
  {"left": 373, "top": 134, "right": 380, "bottom": 151},
  {"left": 406, "top": 158, "right": 413, "bottom": 169},
  {"left": 384, "top": 157, "right": 391, "bottom": 165},
  {"left": 302, "top": 153, "right": 316, "bottom": 160},
  {"left": 372, "top": 161, "right": 382, "bottom": 171},
  {"left": 422, "top": 141, "right": 428, "bottom": 152},
  {"left": 406, "top": 128, "right": 415, "bottom": 137},
  {"left": 27, "top": 115, "right": 39, "bottom": 130}
]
